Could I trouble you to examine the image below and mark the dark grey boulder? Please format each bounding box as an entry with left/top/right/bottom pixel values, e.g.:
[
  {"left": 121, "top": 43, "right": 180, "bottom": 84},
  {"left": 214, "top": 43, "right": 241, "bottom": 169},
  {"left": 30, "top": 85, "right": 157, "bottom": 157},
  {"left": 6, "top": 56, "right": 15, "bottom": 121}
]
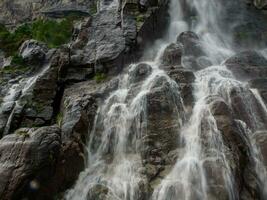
[
  {"left": 177, "top": 31, "right": 204, "bottom": 57},
  {"left": 161, "top": 43, "right": 183, "bottom": 66},
  {"left": 19, "top": 40, "right": 48, "bottom": 66},
  {"left": 129, "top": 63, "right": 152, "bottom": 84},
  {"left": 0, "top": 126, "right": 61, "bottom": 200}
]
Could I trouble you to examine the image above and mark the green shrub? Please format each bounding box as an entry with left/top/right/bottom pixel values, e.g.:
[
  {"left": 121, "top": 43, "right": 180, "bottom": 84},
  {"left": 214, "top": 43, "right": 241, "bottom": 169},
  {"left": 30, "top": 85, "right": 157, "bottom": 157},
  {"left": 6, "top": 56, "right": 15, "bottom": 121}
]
[
  {"left": 0, "top": 53, "right": 28, "bottom": 75},
  {"left": 0, "top": 18, "right": 75, "bottom": 56},
  {"left": 56, "top": 112, "right": 63, "bottom": 127},
  {"left": 31, "top": 19, "right": 73, "bottom": 48},
  {"left": 90, "top": 3, "right": 98, "bottom": 14},
  {"left": 0, "top": 65, "right": 29, "bottom": 74},
  {"left": 0, "top": 24, "right": 32, "bottom": 56},
  {"left": 16, "top": 130, "right": 30, "bottom": 137},
  {"left": 94, "top": 73, "right": 107, "bottom": 83},
  {"left": 11, "top": 54, "right": 25, "bottom": 66}
]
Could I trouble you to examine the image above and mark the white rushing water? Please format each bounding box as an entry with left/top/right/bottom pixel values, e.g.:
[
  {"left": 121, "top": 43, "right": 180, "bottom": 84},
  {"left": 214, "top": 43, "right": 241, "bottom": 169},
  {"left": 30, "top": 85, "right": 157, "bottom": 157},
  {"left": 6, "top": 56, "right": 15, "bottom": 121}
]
[
  {"left": 65, "top": 58, "right": 185, "bottom": 200},
  {"left": 0, "top": 62, "right": 51, "bottom": 136},
  {"left": 66, "top": 0, "right": 267, "bottom": 199}
]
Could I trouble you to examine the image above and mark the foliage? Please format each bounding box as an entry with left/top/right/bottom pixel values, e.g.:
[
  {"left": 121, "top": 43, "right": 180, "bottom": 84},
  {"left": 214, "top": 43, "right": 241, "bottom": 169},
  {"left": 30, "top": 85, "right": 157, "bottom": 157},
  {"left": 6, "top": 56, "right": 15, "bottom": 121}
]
[
  {"left": 0, "top": 17, "right": 75, "bottom": 56},
  {"left": 11, "top": 54, "right": 25, "bottom": 66},
  {"left": 0, "top": 54, "right": 28, "bottom": 75},
  {"left": 16, "top": 130, "right": 30, "bottom": 137},
  {"left": 0, "top": 65, "right": 29, "bottom": 74},
  {"left": 94, "top": 72, "right": 107, "bottom": 83},
  {"left": 0, "top": 24, "right": 32, "bottom": 56},
  {"left": 31, "top": 18, "right": 73, "bottom": 48},
  {"left": 56, "top": 112, "right": 63, "bottom": 127},
  {"left": 90, "top": 3, "right": 98, "bottom": 15}
]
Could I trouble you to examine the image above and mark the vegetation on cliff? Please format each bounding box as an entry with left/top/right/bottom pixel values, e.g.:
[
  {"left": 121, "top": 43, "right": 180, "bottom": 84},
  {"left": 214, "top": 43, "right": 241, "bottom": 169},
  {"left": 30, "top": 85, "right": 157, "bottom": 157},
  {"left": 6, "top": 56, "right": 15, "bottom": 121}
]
[{"left": 0, "top": 18, "right": 74, "bottom": 56}]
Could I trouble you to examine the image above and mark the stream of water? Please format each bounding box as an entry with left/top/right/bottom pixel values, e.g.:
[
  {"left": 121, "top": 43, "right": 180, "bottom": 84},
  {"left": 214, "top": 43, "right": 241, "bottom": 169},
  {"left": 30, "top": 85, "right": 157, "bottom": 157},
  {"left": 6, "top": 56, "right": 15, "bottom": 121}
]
[{"left": 65, "top": 0, "right": 267, "bottom": 199}]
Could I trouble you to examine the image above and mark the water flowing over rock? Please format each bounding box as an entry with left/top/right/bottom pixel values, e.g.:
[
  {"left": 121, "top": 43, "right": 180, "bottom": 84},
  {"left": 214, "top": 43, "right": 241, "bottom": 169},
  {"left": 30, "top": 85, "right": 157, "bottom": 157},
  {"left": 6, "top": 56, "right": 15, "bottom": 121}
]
[
  {"left": 1, "top": 0, "right": 267, "bottom": 199},
  {"left": 0, "top": 126, "right": 61, "bottom": 200}
]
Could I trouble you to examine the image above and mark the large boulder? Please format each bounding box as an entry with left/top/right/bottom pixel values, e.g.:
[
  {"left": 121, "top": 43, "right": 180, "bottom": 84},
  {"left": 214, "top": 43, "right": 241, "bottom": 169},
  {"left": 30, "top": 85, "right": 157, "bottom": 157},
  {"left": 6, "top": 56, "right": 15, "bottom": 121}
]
[
  {"left": 166, "top": 66, "right": 195, "bottom": 109},
  {"left": 19, "top": 40, "right": 48, "bottom": 66},
  {"left": 161, "top": 43, "right": 183, "bottom": 66},
  {"left": 61, "top": 78, "right": 119, "bottom": 142},
  {"left": 177, "top": 31, "right": 209, "bottom": 70},
  {"left": 70, "top": 9, "right": 126, "bottom": 74},
  {"left": 128, "top": 63, "right": 152, "bottom": 84},
  {"left": 136, "top": 0, "right": 170, "bottom": 53},
  {"left": 142, "top": 75, "right": 184, "bottom": 167},
  {"left": 0, "top": 126, "right": 61, "bottom": 200},
  {"left": 208, "top": 96, "right": 260, "bottom": 200},
  {"left": 177, "top": 31, "right": 204, "bottom": 57},
  {"left": 2, "top": 49, "right": 61, "bottom": 135},
  {"left": 0, "top": 47, "right": 68, "bottom": 138}
]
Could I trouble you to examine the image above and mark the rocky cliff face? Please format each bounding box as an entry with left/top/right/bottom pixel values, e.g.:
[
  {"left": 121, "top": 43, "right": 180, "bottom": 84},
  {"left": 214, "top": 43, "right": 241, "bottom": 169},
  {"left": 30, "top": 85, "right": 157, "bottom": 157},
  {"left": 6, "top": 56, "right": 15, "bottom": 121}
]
[
  {"left": 0, "top": 0, "right": 95, "bottom": 27},
  {"left": 0, "top": 0, "right": 267, "bottom": 200}
]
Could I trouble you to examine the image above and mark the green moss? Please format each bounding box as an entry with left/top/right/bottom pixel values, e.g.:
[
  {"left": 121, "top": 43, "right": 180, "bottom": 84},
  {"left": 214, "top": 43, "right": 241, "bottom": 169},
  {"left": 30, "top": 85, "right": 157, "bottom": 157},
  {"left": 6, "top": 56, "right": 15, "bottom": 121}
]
[
  {"left": 0, "top": 65, "right": 30, "bottom": 74},
  {"left": 31, "top": 19, "right": 73, "bottom": 48},
  {"left": 90, "top": 3, "right": 98, "bottom": 15},
  {"left": 0, "top": 24, "right": 32, "bottom": 56},
  {"left": 94, "top": 73, "right": 107, "bottom": 83},
  {"left": 56, "top": 112, "right": 63, "bottom": 127},
  {"left": 16, "top": 130, "right": 30, "bottom": 137},
  {"left": 33, "top": 102, "right": 46, "bottom": 113},
  {"left": 0, "top": 17, "right": 75, "bottom": 56},
  {"left": 136, "top": 15, "right": 145, "bottom": 23},
  {"left": 136, "top": 14, "right": 146, "bottom": 30},
  {"left": 11, "top": 54, "right": 25, "bottom": 65},
  {"left": 0, "top": 54, "right": 29, "bottom": 74}
]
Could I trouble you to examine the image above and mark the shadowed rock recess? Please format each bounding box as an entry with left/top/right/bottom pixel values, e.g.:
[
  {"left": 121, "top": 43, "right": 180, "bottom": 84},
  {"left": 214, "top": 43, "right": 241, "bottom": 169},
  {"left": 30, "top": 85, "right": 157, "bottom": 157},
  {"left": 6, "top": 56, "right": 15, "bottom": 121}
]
[{"left": 1, "top": 0, "right": 267, "bottom": 199}]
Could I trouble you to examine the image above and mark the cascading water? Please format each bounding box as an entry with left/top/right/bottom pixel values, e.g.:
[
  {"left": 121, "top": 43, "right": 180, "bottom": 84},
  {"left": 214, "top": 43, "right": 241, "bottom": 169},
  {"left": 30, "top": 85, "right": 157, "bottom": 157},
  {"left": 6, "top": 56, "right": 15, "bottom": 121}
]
[
  {"left": 66, "top": 0, "right": 267, "bottom": 199},
  {"left": 0, "top": 62, "right": 51, "bottom": 136},
  {"left": 65, "top": 53, "right": 185, "bottom": 199}
]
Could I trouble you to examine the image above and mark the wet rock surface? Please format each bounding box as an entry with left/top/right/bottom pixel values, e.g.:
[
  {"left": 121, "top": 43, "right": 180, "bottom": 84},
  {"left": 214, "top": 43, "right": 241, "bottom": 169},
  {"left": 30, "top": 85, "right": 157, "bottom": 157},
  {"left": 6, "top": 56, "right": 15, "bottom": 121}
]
[
  {"left": 161, "top": 43, "right": 183, "bottom": 66},
  {"left": 19, "top": 40, "right": 48, "bottom": 66},
  {"left": 0, "top": 0, "right": 267, "bottom": 199},
  {"left": 225, "top": 50, "right": 267, "bottom": 80},
  {"left": 0, "top": 126, "right": 61, "bottom": 200}
]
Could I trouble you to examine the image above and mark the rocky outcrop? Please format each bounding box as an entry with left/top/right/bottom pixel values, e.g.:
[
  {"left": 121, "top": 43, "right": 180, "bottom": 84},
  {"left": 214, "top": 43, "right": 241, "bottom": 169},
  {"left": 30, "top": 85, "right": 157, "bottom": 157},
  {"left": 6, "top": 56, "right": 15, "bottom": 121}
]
[
  {"left": 0, "top": 0, "right": 96, "bottom": 27},
  {"left": 0, "top": 46, "right": 60, "bottom": 137},
  {"left": 70, "top": 9, "right": 126, "bottom": 74},
  {"left": 0, "top": 126, "right": 61, "bottom": 200},
  {"left": 19, "top": 40, "right": 48, "bottom": 66},
  {"left": 0, "top": 125, "right": 87, "bottom": 200},
  {"left": 69, "top": 0, "right": 170, "bottom": 75},
  {"left": 1, "top": 0, "right": 267, "bottom": 199},
  {"left": 207, "top": 96, "right": 260, "bottom": 200},
  {"left": 161, "top": 43, "right": 183, "bottom": 66},
  {"left": 254, "top": 131, "right": 267, "bottom": 167}
]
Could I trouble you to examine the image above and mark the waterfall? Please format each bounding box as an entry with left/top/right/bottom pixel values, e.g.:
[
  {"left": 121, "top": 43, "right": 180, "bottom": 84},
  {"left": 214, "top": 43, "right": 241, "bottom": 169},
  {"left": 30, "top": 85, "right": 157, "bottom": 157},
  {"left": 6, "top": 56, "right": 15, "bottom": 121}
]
[
  {"left": 0, "top": 62, "right": 51, "bottom": 136},
  {"left": 65, "top": 0, "right": 267, "bottom": 199}
]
